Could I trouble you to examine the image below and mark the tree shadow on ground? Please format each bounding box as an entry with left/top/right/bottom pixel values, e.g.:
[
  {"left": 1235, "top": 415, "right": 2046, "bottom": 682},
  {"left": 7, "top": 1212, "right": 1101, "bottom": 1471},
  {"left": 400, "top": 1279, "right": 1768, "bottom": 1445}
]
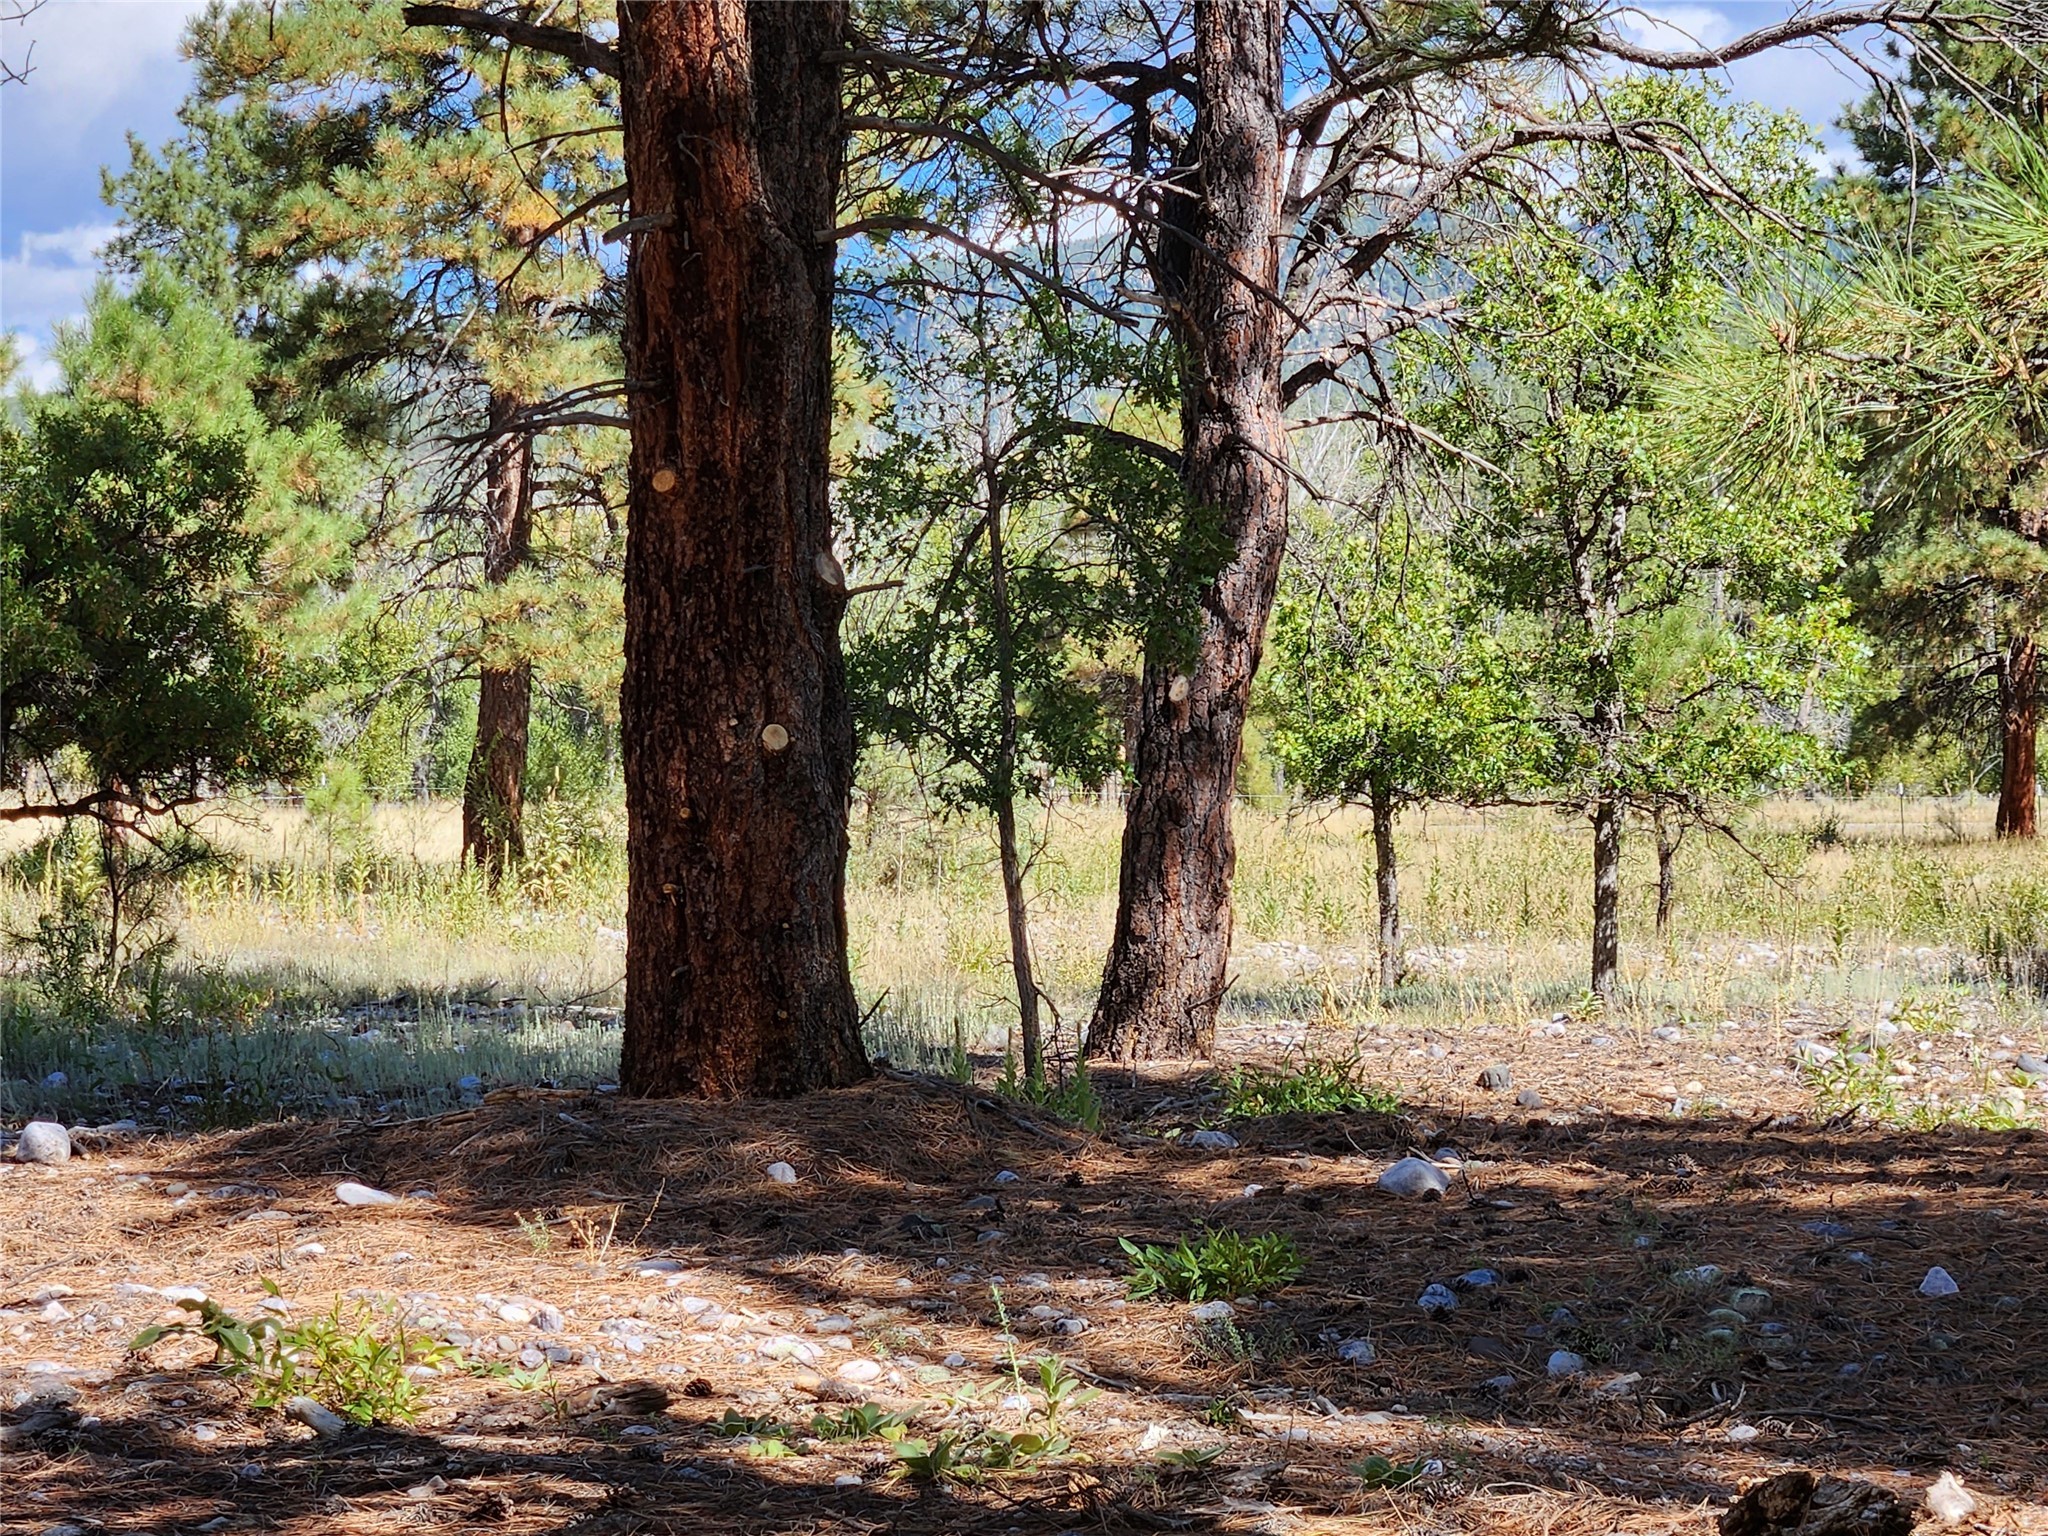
[{"left": 6, "top": 1070, "right": 2045, "bottom": 1533}]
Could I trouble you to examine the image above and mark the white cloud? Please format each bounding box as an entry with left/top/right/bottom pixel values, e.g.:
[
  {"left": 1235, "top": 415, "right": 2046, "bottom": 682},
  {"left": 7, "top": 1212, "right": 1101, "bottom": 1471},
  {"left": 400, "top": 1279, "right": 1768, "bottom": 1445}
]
[
  {"left": 4, "top": 0, "right": 207, "bottom": 126},
  {"left": 0, "top": 220, "right": 116, "bottom": 366}
]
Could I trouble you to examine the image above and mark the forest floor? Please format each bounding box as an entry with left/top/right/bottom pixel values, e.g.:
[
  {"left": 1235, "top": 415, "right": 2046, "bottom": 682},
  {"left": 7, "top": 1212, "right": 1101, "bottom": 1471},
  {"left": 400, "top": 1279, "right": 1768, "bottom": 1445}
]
[{"left": 5, "top": 1010, "right": 2048, "bottom": 1536}]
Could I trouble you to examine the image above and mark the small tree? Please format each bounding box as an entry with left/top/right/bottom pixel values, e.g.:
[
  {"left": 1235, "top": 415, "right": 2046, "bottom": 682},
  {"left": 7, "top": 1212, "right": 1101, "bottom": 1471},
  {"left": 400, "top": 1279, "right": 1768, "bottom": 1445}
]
[
  {"left": 1266, "top": 500, "right": 1529, "bottom": 989},
  {"left": 0, "top": 398, "right": 314, "bottom": 972},
  {"left": 844, "top": 291, "right": 1137, "bottom": 1084},
  {"left": 1410, "top": 80, "right": 1861, "bottom": 998}
]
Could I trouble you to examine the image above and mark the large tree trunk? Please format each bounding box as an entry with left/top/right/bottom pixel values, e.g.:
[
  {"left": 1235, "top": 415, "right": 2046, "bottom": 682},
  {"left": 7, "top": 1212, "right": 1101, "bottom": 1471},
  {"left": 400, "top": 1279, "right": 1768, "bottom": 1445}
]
[
  {"left": 461, "top": 391, "right": 533, "bottom": 884},
  {"left": 1591, "top": 789, "right": 1622, "bottom": 1001},
  {"left": 1085, "top": 0, "right": 1287, "bottom": 1064},
  {"left": 1369, "top": 781, "right": 1404, "bottom": 992},
  {"left": 1996, "top": 630, "right": 2038, "bottom": 839},
  {"left": 615, "top": 0, "right": 867, "bottom": 1098}
]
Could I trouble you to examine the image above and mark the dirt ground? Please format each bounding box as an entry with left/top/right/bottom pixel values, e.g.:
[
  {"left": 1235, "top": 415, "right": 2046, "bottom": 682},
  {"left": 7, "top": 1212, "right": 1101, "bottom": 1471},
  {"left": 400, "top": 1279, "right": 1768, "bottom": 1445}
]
[{"left": 4, "top": 1026, "right": 2047, "bottom": 1536}]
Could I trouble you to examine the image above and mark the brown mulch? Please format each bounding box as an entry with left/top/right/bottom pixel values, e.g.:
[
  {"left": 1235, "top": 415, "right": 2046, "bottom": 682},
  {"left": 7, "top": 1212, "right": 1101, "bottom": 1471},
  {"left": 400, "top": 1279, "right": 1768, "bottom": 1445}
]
[{"left": 3, "top": 1071, "right": 2046, "bottom": 1535}]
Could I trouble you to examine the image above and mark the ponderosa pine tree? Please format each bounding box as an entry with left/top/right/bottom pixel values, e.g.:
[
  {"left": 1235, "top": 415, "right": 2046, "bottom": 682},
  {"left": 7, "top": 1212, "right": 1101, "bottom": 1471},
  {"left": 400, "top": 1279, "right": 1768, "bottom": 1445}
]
[
  {"left": 406, "top": 0, "right": 869, "bottom": 1095},
  {"left": 109, "top": 0, "right": 624, "bottom": 879}
]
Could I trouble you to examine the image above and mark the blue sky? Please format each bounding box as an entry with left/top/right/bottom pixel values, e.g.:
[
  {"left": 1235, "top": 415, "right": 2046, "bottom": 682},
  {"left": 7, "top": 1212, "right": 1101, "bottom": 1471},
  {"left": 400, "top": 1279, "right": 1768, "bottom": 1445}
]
[{"left": 1, "top": 2, "right": 1903, "bottom": 389}]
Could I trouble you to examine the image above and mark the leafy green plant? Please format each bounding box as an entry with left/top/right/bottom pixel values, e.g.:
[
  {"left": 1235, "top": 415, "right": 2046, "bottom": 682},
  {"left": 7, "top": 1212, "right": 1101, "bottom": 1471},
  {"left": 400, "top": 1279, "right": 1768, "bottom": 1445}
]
[
  {"left": 132, "top": 1287, "right": 455, "bottom": 1425},
  {"left": 891, "top": 1428, "right": 1070, "bottom": 1483},
  {"left": 892, "top": 1432, "right": 974, "bottom": 1483},
  {"left": 709, "top": 1408, "right": 792, "bottom": 1439},
  {"left": 1223, "top": 1058, "right": 1400, "bottom": 1117},
  {"left": 1186, "top": 1312, "right": 1302, "bottom": 1369},
  {"left": 810, "top": 1402, "right": 910, "bottom": 1442},
  {"left": 1156, "top": 1444, "right": 1226, "bottom": 1470},
  {"left": 1121, "top": 1228, "right": 1304, "bottom": 1301},
  {"left": 513, "top": 1210, "right": 553, "bottom": 1253},
  {"left": 1027, "top": 1355, "right": 1099, "bottom": 1433}
]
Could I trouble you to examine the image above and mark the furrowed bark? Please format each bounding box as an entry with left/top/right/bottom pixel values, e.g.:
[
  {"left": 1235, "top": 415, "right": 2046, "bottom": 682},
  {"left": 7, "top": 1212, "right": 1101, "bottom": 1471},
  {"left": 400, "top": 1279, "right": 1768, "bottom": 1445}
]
[
  {"left": 615, "top": 0, "right": 866, "bottom": 1097},
  {"left": 462, "top": 391, "right": 534, "bottom": 884},
  {"left": 1653, "top": 810, "right": 1683, "bottom": 936},
  {"left": 1996, "top": 631, "right": 2038, "bottom": 839},
  {"left": 1370, "top": 780, "right": 1404, "bottom": 992},
  {"left": 1086, "top": 0, "right": 1287, "bottom": 1064}
]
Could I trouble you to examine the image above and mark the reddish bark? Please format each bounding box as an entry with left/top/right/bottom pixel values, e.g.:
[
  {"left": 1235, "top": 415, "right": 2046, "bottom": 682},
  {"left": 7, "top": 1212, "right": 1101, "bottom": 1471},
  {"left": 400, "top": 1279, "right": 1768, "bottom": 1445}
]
[{"left": 615, "top": 0, "right": 867, "bottom": 1096}]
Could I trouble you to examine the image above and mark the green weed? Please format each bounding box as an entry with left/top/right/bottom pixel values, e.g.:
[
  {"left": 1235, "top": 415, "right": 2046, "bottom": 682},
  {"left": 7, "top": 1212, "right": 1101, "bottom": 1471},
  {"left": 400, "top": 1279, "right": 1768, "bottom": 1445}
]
[
  {"left": 1223, "top": 1057, "right": 1400, "bottom": 1117},
  {"left": 1121, "top": 1228, "right": 1304, "bottom": 1301}
]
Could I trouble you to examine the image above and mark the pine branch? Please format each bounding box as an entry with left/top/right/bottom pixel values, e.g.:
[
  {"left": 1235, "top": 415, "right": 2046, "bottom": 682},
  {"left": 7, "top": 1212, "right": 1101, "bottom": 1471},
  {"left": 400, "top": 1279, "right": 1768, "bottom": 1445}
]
[{"left": 400, "top": 4, "right": 618, "bottom": 79}]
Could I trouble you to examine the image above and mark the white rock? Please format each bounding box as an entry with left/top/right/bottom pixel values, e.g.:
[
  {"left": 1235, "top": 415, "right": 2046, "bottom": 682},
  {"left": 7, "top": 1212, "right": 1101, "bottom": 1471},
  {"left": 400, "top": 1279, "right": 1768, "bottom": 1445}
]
[
  {"left": 1377, "top": 1156, "right": 1450, "bottom": 1199},
  {"left": 1416, "top": 1283, "right": 1458, "bottom": 1315},
  {"left": 838, "top": 1358, "right": 883, "bottom": 1384},
  {"left": 1546, "top": 1350, "right": 1586, "bottom": 1378},
  {"left": 812, "top": 1314, "right": 853, "bottom": 1334},
  {"left": 161, "top": 1286, "right": 208, "bottom": 1304},
  {"left": 335, "top": 1181, "right": 398, "bottom": 1207},
  {"left": 1925, "top": 1472, "right": 1976, "bottom": 1524},
  {"left": 1138, "top": 1424, "right": 1169, "bottom": 1452},
  {"left": 285, "top": 1396, "right": 347, "bottom": 1437},
  {"left": 15, "top": 1122, "right": 71, "bottom": 1166},
  {"left": 634, "top": 1259, "right": 683, "bottom": 1276},
  {"left": 834, "top": 1473, "right": 863, "bottom": 1488},
  {"left": 759, "top": 1335, "right": 820, "bottom": 1364},
  {"left": 1919, "top": 1266, "right": 1960, "bottom": 1298},
  {"left": 496, "top": 1303, "right": 533, "bottom": 1325},
  {"left": 1671, "top": 1264, "right": 1723, "bottom": 1288},
  {"left": 1187, "top": 1300, "right": 1235, "bottom": 1323},
  {"left": 292, "top": 1243, "right": 326, "bottom": 1258},
  {"left": 1336, "top": 1338, "right": 1377, "bottom": 1365},
  {"left": 764, "top": 1161, "right": 798, "bottom": 1186},
  {"left": 1055, "top": 1317, "right": 1087, "bottom": 1335},
  {"left": 1794, "top": 1040, "right": 1838, "bottom": 1067},
  {"left": 1186, "top": 1129, "right": 1237, "bottom": 1150},
  {"left": 992, "top": 1169, "right": 1020, "bottom": 1184},
  {"left": 39, "top": 1301, "right": 72, "bottom": 1323},
  {"left": 1726, "top": 1423, "right": 1760, "bottom": 1443}
]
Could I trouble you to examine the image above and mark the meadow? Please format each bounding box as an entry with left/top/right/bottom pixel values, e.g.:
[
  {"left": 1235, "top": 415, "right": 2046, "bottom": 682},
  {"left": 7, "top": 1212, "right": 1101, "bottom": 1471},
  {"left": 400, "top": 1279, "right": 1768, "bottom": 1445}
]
[{"left": 5, "top": 792, "right": 2045, "bottom": 1128}]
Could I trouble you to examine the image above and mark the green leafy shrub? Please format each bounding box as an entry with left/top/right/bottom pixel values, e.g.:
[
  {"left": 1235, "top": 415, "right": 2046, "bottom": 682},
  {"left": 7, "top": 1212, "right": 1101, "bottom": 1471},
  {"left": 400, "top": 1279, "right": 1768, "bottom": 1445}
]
[
  {"left": 1223, "top": 1058, "right": 1400, "bottom": 1117},
  {"left": 131, "top": 1286, "right": 457, "bottom": 1425},
  {"left": 1121, "top": 1228, "right": 1304, "bottom": 1301}
]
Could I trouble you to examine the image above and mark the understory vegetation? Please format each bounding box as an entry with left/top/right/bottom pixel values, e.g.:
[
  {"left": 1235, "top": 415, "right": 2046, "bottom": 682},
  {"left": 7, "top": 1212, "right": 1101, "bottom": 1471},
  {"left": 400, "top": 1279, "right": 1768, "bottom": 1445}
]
[{"left": 4, "top": 794, "right": 2044, "bottom": 1128}]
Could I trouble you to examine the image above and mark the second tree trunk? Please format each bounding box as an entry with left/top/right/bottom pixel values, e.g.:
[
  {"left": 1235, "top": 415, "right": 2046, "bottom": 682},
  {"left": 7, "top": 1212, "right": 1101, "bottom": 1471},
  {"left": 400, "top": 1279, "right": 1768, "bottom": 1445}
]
[
  {"left": 1085, "top": 0, "right": 1287, "bottom": 1064},
  {"left": 1996, "top": 631, "right": 2038, "bottom": 839},
  {"left": 462, "top": 392, "right": 534, "bottom": 883}
]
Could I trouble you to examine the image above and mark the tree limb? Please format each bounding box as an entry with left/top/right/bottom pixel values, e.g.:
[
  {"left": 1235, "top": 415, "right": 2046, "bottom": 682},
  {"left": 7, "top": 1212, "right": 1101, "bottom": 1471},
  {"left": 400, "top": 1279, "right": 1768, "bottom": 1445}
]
[{"left": 400, "top": 4, "right": 619, "bottom": 79}]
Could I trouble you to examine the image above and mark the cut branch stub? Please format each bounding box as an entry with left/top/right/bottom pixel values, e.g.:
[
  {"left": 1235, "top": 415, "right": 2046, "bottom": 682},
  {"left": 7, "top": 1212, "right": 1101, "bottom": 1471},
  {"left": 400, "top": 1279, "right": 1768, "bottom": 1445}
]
[{"left": 761, "top": 723, "right": 790, "bottom": 753}]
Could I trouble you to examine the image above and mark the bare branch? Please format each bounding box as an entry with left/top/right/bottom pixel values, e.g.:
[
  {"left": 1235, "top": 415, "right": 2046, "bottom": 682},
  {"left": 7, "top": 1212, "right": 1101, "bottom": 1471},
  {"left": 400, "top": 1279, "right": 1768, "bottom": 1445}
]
[{"left": 400, "top": 3, "right": 618, "bottom": 79}]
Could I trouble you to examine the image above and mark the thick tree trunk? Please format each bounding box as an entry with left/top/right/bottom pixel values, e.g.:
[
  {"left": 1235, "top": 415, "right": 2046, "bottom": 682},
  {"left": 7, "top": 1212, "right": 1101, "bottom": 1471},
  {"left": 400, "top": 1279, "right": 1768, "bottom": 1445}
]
[
  {"left": 1996, "top": 631, "right": 2038, "bottom": 839},
  {"left": 1085, "top": 0, "right": 1286, "bottom": 1064},
  {"left": 462, "top": 391, "right": 533, "bottom": 884},
  {"left": 1653, "top": 809, "right": 1683, "bottom": 936},
  {"left": 986, "top": 481, "right": 1042, "bottom": 1083},
  {"left": 1591, "top": 790, "right": 1622, "bottom": 1001},
  {"left": 1370, "top": 781, "right": 1404, "bottom": 992},
  {"left": 615, "top": 0, "right": 866, "bottom": 1098}
]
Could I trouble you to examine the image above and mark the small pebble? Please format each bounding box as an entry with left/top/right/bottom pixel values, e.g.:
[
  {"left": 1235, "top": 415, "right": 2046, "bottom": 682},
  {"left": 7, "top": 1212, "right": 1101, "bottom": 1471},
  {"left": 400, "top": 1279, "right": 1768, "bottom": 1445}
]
[
  {"left": 285, "top": 1396, "right": 347, "bottom": 1437},
  {"left": 1918, "top": 1266, "right": 1960, "bottom": 1298},
  {"left": 1186, "top": 1129, "right": 1237, "bottom": 1150},
  {"left": 992, "top": 1169, "right": 1020, "bottom": 1184},
  {"left": 334, "top": 1181, "right": 398, "bottom": 1207},
  {"left": 764, "top": 1162, "right": 797, "bottom": 1186},
  {"left": 1514, "top": 1088, "right": 1545, "bottom": 1110},
  {"left": 1546, "top": 1350, "right": 1586, "bottom": 1377},
  {"left": 1726, "top": 1423, "right": 1760, "bottom": 1443},
  {"left": 1336, "top": 1338, "right": 1376, "bottom": 1365},
  {"left": 1925, "top": 1471, "right": 1976, "bottom": 1524},
  {"left": 1671, "top": 1265, "right": 1723, "bottom": 1288},
  {"left": 1475, "top": 1064, "right": 1512, "bottom": 1092}
]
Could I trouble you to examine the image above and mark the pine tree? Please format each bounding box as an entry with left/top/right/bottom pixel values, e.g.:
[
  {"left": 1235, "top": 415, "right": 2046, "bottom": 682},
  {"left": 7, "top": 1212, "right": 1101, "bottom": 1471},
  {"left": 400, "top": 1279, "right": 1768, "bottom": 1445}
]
[{"left": 107, "top": 0, "right": 625, "bottom": 877}]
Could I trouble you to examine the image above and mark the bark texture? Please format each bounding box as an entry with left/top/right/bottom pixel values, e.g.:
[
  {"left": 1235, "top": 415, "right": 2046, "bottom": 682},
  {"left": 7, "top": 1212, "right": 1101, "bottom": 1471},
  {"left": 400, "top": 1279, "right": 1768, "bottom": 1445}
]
[
  {"left": 987, "top": 494, "right": 1042, "bottom": 1082},
  {"left": 616, "top": 0, "right": 867, "bottom": 1097},
  {"left": 1996, "top": 631, "right": 2038, "bottom": 839},
  {"left": 462, "top": 392, "right": 534, "bottom": 883},
  {"left": 1653, "top": 811, "right": 1683, "bottom": 935},
  {"left": 1370, "top": 781, "right": 1404, "bottom": 992},
  {"left": 1086, "top": 0, "right": 1287, "bottom": 1063}
]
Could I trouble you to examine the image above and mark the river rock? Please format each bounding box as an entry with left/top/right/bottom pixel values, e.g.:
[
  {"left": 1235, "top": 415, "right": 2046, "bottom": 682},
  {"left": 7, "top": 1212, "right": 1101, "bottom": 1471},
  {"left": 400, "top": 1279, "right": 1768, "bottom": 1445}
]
[
  {"left": 1377, "top": 1156, "right": 1450, "bottom": 1199},
  {"left": 335, "top": 1181, "right": 398, "bottom": 1207},
  {"left": 1336, "top": 1338, "right": 1377, "bottom": 1365},
  {"left": 14, "top": 1122, "right": 71, "bottom": 1166},
  {"left": 1186, "top": 1129, "right": 1237, "bottom": 1150},
  {"left": 1417, "top": 1283, "right": 1458, "bottom": 1315},
  {"left": 1924, "top": 1472, "right": 1975, "bottom": 1525},
  {"left": 1546, "top": 1350, "right": 1586, "bottom": 1377},
  {"left": 1918, "top": 1266, "right": 1959, "bottom": 1298},
  {"left": 1476, "top": 1064, "right": 1513, "bottom": 1092},
  {"left": 765, "top": 1162, "right": 797, "bottom": 1186}
]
